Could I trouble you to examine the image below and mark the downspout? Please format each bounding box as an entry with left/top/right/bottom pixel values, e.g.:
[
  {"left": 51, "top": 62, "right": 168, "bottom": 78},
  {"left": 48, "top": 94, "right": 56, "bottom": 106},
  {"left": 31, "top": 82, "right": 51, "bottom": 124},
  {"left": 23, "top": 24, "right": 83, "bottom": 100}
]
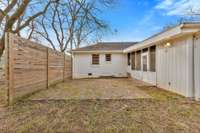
[
  {"left": 71, "top": 52, "right": 73, "bottom": 80},
  {"left": 192, "top": 35, "right": 196, "bottom": 100},
  {"left": 155, "top": 45, "right": 158, "bottom": 87}
]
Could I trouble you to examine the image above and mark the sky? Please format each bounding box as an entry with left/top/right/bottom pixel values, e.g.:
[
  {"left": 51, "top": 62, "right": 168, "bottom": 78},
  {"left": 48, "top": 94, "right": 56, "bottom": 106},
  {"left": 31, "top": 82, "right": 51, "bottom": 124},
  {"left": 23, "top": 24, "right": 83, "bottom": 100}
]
[{"left": 100, "top": 0, "right": 200, "bottom": 42}]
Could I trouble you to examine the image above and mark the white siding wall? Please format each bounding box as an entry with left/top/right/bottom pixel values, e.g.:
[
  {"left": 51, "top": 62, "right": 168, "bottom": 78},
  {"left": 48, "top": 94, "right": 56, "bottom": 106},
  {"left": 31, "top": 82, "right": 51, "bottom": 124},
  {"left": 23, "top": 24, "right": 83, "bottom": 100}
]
[
  {"left": 156, "top": 36, "right": 194, "bottom": 97},
  {"left": 73, "top": 53, "right": 127, "bottom": 79},
  {"left": 126, "top": 65, "right": 131, "bottom": 74},
  {"left": 194, "top": 35, "right": 200, "bottom": 100},
  {"left": 142, "top": 72, "right": 156, "bottom": 85},
  {"left": 131, "top": 70, "right": 143, "bottom": 80},
  {"left": 72, "top": 34, "right": 199, "bottom": 99},
  {"left": 127, "top": 66, "right": 156, "bottom": 85}
]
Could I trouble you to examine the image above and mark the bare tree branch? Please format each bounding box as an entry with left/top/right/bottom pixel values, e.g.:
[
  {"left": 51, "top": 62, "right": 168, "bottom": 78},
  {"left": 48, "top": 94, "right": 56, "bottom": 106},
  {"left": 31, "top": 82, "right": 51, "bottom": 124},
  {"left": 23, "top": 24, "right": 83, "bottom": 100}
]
[
  {"left": 5, "top": 0, "right": 30, "bottom": 32},
  {"left": 0, "top": 0, "right": 59, "bottom": 56},
  {"left": 0, "top": 0, "right": 17, "bottom": 25},
  {"left": 12, "top": 1, "right": 53, "bottom": 33},
  {"left": 27, "top": 20, "right": 35, "bottom": 40},
  {"left": 35, "top": 15, "right": 57, "bottom": 50}
]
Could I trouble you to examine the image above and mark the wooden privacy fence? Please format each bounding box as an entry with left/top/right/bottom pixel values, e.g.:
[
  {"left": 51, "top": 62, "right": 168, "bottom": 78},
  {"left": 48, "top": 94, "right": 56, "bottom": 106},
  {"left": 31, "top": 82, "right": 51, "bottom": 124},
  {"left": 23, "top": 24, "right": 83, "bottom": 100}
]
[
  {"left": 0, "top": 52, "right": 7, "bottom": 106},
  {"left": 0, "top": 33, "right": 71, "bottom": 106}
]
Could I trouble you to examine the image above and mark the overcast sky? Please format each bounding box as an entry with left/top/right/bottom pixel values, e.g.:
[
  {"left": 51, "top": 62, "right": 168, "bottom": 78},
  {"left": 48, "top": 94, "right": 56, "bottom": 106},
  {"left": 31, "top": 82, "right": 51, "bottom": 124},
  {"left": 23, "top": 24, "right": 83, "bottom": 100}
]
[{"left": 100, "top": 0, "right": 200, "bottom": 42}]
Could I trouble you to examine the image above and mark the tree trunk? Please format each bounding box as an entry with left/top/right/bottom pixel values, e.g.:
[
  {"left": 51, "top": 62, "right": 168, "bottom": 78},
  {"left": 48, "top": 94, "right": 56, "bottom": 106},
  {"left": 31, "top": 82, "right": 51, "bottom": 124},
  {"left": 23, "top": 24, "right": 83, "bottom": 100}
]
[
  {"left": 0, "top": 48, "right": 3, "bottom": 57},
  {"left": 0, "top": 36, "right": 5, "bottom": 57}
]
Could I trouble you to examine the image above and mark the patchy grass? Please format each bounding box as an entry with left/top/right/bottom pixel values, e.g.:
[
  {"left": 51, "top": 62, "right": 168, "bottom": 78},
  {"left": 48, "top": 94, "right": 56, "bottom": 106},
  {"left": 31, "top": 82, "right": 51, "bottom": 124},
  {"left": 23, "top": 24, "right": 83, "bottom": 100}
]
[
  {"left": 0, "top": 78, "right": 200, "bottom": 133},
  {"left": 137, "top": 86, "right": 185, "bottom": 101},
  {"left": 28, "top": 78, "right": 151, "bottom": 100},
  {"left": 0, "top": 86, "right": 7, "bottom": 107}
]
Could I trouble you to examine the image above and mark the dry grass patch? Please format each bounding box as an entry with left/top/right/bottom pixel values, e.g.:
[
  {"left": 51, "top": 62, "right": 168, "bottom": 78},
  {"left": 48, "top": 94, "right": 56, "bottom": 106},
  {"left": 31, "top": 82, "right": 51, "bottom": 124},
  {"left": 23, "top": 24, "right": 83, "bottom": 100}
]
[
  {"left": 0, "top": 99, "right": 200, "bottom": 133},
  {"left": 0, "top": 78, "right": 200, "bottom": 133},
  {"left": 29, "top": 78, "right": 151, "bottom": 100},
  {"left": 137, "top": 85, "right": 185, "bottom": 101},
  {"left": 0, "top": 86, "right": 7, "bottom": 107}
]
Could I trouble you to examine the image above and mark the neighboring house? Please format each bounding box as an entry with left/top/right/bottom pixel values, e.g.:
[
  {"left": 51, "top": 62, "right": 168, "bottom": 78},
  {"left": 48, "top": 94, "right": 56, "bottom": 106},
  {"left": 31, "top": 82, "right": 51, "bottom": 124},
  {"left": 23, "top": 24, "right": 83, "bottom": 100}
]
[
  {"left": 72, "top": 22, "right": 200, "bottom": 100},
  {"left": 72, "top": 42, "right": 137, "bottom": 79}
]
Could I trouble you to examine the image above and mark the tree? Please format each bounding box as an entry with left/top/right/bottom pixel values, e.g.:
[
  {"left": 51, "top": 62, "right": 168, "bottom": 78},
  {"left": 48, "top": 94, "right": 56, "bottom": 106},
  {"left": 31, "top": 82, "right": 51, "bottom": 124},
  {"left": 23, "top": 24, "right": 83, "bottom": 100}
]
[
  {"left": 73, "top": 0, "right": 108, "bottom": 48},
  {"left": 0, "top": 0, "right": 56, "bottom": 56},
  {"left": 0, "top": 0, "right": 115, "bottom": 55},
  {"left": 163, "top": 7, "right": 200, "bottom": 31},
  {"left": 34, "top": 0, "right": 113, "bottom": 52},
  {"left": 33, "top": 0, "right": 84, "bottom": 52}
]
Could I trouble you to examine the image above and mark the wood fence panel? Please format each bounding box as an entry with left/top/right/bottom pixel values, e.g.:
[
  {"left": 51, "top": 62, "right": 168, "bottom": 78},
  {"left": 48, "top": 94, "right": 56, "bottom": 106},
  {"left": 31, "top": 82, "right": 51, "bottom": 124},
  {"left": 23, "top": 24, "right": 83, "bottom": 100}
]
[
  {"left": 48, "top": 49, "right": 64, "bottom": 85},
  {"left": 64, "top": 56, "right": 72, "bottom": 79},
  {"left": 0, "top": 52, "right": 7, "bottom": 106},
  {"left": 11, "top": 34, "right": 47, "bottom": 100},
  {"left": 2, "top": 33, "right": 72, "bottom": 104}
]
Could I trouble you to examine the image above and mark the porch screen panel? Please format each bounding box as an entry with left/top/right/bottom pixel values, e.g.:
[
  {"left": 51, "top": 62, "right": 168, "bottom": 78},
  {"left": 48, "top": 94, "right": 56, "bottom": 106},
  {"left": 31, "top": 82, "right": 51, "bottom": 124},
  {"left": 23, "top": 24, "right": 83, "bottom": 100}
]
[
  {"left": 142, "top": 55, "right": 148, "bottom": 71},
  {"left": 127, "top": 53, "right": 131, "bottom": 66},
  {"left": 131, "top": 52, "right": 135, "bottom": 70},
  {"left": 136, "top": 51, "right": 141, "bottom": 70},
  {"left": 150, "top": 46, "right": 156, "bottom": 72}
]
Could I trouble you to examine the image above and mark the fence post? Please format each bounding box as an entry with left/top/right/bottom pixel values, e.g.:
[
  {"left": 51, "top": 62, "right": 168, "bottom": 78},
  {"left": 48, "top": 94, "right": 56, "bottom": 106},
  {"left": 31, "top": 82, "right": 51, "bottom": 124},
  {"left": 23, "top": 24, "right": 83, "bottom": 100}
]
[
  {"left": 5, "top": 33, "right": 14, "bottom": 105},
  {"left": 63, "top": 53, "right": 65, "bottom": 82},
  {"left": 46, "top": 48, "right": 49, "bottom": 89}
]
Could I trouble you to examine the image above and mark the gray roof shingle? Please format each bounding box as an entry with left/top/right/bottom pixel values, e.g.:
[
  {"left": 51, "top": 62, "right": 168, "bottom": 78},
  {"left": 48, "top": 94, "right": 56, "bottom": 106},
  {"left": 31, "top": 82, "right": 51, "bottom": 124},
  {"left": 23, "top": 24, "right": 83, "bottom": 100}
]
[{"left": 72, "top": 42, "right": 138, "bottom": 52}]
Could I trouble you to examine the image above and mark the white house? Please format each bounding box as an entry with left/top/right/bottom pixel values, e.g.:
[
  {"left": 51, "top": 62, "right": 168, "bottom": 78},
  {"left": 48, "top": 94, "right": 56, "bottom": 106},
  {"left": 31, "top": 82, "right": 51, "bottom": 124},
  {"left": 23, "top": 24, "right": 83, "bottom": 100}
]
[
  {"left": 72, "top": 42, "right": 137, "bottom": 79},
  {"left": 72, "top": 22, "right": 200, "bottom": 100}
]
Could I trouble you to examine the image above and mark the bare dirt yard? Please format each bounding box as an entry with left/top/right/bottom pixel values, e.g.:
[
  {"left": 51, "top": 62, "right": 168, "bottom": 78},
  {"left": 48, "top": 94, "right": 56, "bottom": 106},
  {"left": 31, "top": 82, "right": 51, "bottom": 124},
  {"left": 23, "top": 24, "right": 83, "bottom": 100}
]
[{"left": 0, "top": 78, "right": 200, "bottom": 133}]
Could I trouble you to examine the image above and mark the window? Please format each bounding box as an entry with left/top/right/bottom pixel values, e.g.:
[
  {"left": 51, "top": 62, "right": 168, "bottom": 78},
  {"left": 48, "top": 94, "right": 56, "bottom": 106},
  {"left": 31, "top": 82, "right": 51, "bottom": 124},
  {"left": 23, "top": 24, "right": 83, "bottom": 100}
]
[
  {"left": 127, "top": 53, "right": 131, "bottom": 66},
  {"left": 150, "top": 46, "right": 156, "bottom": 72},
  {"left": 131, "top": 52, "right": 135, "bottom": 70},
  {"left": 105, "top": 54, "right": 111, "bottom": 62},
  {"left": 92, "top": 54, "right": 99, "bottom": 65}
]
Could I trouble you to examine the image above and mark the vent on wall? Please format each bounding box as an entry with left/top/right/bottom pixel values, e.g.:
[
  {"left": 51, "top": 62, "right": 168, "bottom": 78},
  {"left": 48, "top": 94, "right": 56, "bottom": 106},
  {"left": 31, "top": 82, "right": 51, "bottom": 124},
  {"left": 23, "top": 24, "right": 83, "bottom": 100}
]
[{"left": 88, "top": 73, "right": 92, "bottom": 76}]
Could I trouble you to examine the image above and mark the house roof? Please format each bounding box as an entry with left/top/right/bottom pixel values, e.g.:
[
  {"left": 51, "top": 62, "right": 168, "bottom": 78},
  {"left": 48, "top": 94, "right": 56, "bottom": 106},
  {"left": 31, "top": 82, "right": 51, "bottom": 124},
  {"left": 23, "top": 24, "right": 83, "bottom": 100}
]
[
  {"left": 124, "top": 22, "right": 200, "bottom": 53},
  {"left": 72, "top": 42, "right": 137, "bottom": 53}
]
